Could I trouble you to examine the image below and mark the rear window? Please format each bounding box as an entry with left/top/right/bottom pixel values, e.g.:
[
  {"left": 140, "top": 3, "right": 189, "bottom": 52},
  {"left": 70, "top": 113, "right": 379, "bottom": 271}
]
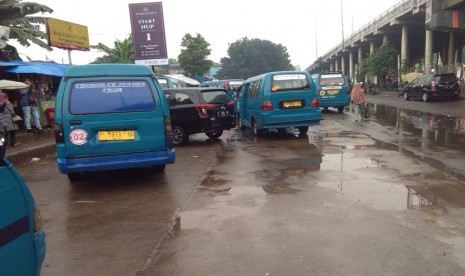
[
  {"left": 158, "top": 79, "right": 169, "bottom": 89},
  {"left": 319, "top": 74, "right": 345, "bottom": 86},
  {"left": 228, "top": 81, "right": 243, "bottom": 91},
  {"left": 271, "top": 74, "right": 310, "bottom": 92},
  {"left": 201, "top": 90, "right": 230, "bottom": 104},
  {"left": 70, "top": 80, "right": 156, "bottom": 114},
  {"left": 434, "top": 74, "right": 458, "bottom": 83}
]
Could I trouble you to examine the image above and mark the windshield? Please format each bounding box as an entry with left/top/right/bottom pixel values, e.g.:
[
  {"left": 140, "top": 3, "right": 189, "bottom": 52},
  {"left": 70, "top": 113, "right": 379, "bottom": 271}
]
[
  {"left": 271, "top": 74, "right": 310, "bottom": 92},
  {"left": 319, "top": 74, "right": 345, "bottom": 86}
]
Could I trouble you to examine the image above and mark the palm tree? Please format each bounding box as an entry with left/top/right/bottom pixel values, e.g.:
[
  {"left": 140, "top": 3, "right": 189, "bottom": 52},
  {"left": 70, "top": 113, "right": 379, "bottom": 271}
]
[
  {"left": 91, "top": 37, "right": 135, "bottom": 64},
  {"left": 0, "top": 0, "right": 53, "bottom": 50}
]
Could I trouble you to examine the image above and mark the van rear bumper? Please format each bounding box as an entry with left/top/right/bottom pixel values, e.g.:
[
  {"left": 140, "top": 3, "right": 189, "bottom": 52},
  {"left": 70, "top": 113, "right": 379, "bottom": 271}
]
[
  {"left": 320, "top": 98, "right": 350, "bottom": 107},
  {"left": 259, "top": 112, "right": 322, "bottom": 129},
  {"left": 57, "top": 149, "right": 175, "bottom": 173}
]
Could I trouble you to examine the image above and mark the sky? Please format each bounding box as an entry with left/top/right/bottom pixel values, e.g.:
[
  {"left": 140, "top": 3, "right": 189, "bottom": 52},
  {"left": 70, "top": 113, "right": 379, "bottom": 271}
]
[{"left": 11, "top": 0, "right": 402, "bottom": 70}]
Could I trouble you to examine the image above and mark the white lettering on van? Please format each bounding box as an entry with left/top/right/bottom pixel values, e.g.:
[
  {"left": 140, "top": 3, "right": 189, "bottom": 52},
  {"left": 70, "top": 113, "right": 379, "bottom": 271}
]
[{"left": 103, "top": 88, "right": 123, "bottom": 93}]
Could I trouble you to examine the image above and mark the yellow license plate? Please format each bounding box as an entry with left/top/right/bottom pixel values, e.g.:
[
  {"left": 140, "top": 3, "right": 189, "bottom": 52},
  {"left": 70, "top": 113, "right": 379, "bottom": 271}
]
[
  {"left": 98, "top": 130, "right": 135, "bottom": 141},
  {"left": 327, "top": 89, "right": 340, "bottom": 95},
  {"left": 283, "top": 101, "right": 302, "bottom": 108}
]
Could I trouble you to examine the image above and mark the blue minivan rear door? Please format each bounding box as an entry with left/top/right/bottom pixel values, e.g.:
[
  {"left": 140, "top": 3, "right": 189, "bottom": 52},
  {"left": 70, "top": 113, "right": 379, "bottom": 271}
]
[{"left": 60, "top": 78, "right": 167, "bottom": 157}]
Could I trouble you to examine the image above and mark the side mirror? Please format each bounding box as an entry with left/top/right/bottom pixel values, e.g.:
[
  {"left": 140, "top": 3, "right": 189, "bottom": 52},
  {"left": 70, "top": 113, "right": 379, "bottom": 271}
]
[{"left": 0, "top": 123, "right": 6, "bottom": 158}]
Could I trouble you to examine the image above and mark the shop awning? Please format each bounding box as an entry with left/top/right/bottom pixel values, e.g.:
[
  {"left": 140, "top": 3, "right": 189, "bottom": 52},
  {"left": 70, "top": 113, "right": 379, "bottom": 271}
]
[{"left": 2, "top": 61, "right": 69, "bottom": 77}]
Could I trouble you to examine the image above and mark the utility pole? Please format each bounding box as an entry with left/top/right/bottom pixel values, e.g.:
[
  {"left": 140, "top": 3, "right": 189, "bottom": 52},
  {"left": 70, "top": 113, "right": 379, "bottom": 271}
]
[{"left": 341, "top": 0, "right": 345, "bottom": 49}]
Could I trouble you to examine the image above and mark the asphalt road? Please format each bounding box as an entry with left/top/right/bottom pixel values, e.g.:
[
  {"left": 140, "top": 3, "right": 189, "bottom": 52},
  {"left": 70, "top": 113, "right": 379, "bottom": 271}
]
[{"left": 16, "top": 99, "right": 465, "bottom": 276}]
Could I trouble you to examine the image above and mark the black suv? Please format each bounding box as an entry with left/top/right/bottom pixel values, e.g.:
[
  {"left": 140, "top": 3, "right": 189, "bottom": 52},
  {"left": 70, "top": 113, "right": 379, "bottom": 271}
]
[
  {"left": 401, "top": 73, "right": 460, "bottom": 102},
  {"left": 164, "top": 87, "right": 235, "bottom": 145}
]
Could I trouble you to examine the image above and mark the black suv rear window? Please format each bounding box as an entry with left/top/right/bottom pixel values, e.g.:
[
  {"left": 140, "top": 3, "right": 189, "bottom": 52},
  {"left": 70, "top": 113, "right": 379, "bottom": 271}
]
[
  {"left": 70, "top": 81, "right": 155, "bottom": 114},
  {"left": 201, "top": 90, "right": 230, "bottom": 104},
  {"left": 434, "top": 74, "right": 458, "bottom": 83}
]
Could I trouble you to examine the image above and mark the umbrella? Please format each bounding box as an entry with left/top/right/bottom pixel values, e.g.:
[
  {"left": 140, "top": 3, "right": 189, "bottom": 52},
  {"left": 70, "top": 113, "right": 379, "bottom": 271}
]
[{"left": 0, "top": 79, "right": 28, "bottom": 90}]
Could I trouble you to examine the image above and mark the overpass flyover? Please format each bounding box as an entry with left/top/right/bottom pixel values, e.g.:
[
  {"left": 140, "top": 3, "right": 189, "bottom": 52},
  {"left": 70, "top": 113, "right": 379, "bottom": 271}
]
[{"left": 306, "top": 0, "right": 465, "bottom": 83}]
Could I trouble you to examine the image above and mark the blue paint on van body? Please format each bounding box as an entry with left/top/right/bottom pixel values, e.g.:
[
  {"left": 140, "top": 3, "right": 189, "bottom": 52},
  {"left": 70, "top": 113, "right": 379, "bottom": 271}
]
[
  {"left": 0, "top": 132, "right": 46, "bottom": 276},
  {"left": 54, "top": 64, "right": 175, "bottom": 179},
  {"left": 236, "top": 71, "right": 322, "bottom": 134}
]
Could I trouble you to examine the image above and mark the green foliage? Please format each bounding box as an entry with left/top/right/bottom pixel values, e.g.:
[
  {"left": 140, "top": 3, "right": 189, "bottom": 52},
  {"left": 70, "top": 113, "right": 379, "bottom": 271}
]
[
  {"left": 218, "top": 37, "right": 293, "bottom": 79},
  {"left": 0, "top": 0, "right": 53, "bottom": 53},
  {"left": 177, "top": 33, "right": 212, "bottom": 77},
  {"left": 91, "top": 37, "right": 134, "bottom": 64},
  {"left": 359, "top": 44, "right": 396, "bottom": 82}
]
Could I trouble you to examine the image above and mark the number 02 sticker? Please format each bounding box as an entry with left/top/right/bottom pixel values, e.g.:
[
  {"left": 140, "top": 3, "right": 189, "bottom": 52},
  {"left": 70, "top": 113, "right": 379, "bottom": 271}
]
[{"left": 69, "top": 129, "right": 89, "bottom": 146}]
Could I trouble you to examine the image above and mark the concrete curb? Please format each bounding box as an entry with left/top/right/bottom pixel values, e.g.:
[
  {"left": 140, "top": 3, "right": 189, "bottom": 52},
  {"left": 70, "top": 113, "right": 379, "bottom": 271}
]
[{"left": 6, "top": 143, "right": 56, "bottom": 165}]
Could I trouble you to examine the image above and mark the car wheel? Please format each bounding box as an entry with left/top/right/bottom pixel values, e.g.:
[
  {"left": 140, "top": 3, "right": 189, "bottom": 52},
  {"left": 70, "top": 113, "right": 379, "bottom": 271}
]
[
  {"left": 422, "top": 93, "right": 429, "bottom": 102},
  {"left": 403, "top": 92, "right": 409, "bottom": 100},
  {"left": 297, "top": 126, "right": 309, "bottom": 134},
  {"left": 252, "top": 120, "right": 262, "bottom": 136},
  {"left": 152, "top": 164, "right": 165, "bottom": 173},
  {"left": 337, "top": 106, "right": 344, "bottom": 113},
  {"left": 237, "top": 115, "right": 246, "bottom": 130},
  {"left": 206, "top": 130, "right": 223, "bottom": 139},
  {"left": 172, "top": 126, "right": 188, "bottom": 146},
  {"left": 67, "top": 172, "right": 81, "bottom": 182}
]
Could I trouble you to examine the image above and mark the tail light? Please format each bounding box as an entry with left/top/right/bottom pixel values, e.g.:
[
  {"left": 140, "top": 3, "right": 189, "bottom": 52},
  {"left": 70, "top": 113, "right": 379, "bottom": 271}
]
[
  {"left": 54, "top": 124, "right": 64, "bottom": 143},
  {"left": 311, "top": 98, "right": 320, "bottom": 107},
  {"left": 431, "top": 81, "right": 437, "bottom": 91},
  {"left": 164, "top": 116, "right": 174, "bottom": 149},
  {"left": 196, "top": 104, "right": 216, "bottom": 118},
  {"left": 261, "top": 101, "right": 273, "bottom": 111}
]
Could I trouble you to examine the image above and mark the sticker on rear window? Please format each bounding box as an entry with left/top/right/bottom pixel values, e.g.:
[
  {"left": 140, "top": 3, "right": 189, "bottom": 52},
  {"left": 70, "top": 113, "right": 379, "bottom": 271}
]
[
  {"left": 69, "top": 129, "right": 88, "bottom": 146},
  {"left": 273, "top": 74, "right": 306, "bottom": 81}
]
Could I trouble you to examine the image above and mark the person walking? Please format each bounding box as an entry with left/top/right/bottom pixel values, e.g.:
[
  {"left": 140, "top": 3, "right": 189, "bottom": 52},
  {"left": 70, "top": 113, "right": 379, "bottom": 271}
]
[
  {"left": 351, "top": 82, "right": 367, "bottom": 122},
  {"left": 0, "top": 91, "right": 19, "bottom": 147},
  {"left": 19, "top": 79, "right": 42, "bottom": 133}
]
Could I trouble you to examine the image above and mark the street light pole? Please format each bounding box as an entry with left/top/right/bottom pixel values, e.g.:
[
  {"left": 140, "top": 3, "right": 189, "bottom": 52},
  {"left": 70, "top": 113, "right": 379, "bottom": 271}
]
[{"left": 341, "top": 0, "right": 345, "bottom": 49}]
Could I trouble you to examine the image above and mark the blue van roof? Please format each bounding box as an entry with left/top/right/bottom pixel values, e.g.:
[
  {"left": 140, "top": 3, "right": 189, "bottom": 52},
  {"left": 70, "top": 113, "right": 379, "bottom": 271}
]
[{"left": 63, "top": 64, "right": 154, "bottom": 78}]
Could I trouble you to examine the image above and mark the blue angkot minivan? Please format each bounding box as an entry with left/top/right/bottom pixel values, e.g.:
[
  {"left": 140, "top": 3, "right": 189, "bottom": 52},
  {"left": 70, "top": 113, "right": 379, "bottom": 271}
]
[
  {"left": 54, "top": 64, "right": 175, "bottom": 181},
  {"left": 235, "top": 71, "right": 322, "bottom": 135},
  {"left": 311, "top": 72, "right": 351, "bottom": 113},
  {"left": 0, "top": 126, "right": 46, "bottom": 276}
]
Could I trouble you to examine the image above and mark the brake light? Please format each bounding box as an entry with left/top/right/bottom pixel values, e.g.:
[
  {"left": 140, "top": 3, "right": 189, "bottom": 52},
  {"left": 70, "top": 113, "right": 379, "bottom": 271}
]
[
  {"left": 311, "top": 98, "right": 320, "bottom": 107},
  {"left": 54, "top": 124, "right": 64, "bottom": 143},
  {"left": 431, "top": 81, "right": 437, "bottom": 91},
  {"left": 261, "top": 101, "right": 274, "bottom": 111},
  {"left": 164, "top": 116, "right": 174, "bottom": 149},
  {"left": 196, "top": 103, "right": 216, "bottom": 117}
]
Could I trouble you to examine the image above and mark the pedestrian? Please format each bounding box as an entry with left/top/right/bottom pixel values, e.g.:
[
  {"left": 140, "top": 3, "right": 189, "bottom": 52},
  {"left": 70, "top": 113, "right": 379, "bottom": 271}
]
[
  {"left": 19, "top": 79, "right": 42, "bottom": 133},
  {"left": 351, "top": 82, "right": 367, "bottom": 122},
  {"left": 0, "top": 91, "right": 19, "bottom": 147}
]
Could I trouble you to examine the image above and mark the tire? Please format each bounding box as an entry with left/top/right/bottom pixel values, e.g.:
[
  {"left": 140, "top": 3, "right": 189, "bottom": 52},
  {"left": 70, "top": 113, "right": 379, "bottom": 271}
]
[
  {"left": 152, "top": 164, "right": 165, "bottom": 173},
  {"left": 337, "top": 106, "right": 344, "bottom": 113},
  {"left": 67, "top": 172, "right": 81, "bottom": 182},
  {"left": 237, "top": 115, "right": 245, "bottom": 130},
  {"left": 252, "top": 120, "right": 262, "bottom": 136},
  {"left": 297, "top": 126, "right": 309, "bottom": 135},
  {"left": 403, "top": 92, "right": 409, "bottom": 100},
  {"left": 172, "top": 126, "right": 188, "bottom": 146},
  {"left": 205, "top": 130, "right": 223, "bottom": 139},
  {"left": 422, "top": 93, "right": 429, "bottom": 102}
]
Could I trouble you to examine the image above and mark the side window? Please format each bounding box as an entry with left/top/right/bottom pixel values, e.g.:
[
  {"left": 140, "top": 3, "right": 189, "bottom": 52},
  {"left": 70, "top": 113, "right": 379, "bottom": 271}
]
[
  {"left": 174, "top": 92, "right": 194, "bottom": 105},
  {"left": 248, "top": 80, "right": 262, "bottom": 99}
]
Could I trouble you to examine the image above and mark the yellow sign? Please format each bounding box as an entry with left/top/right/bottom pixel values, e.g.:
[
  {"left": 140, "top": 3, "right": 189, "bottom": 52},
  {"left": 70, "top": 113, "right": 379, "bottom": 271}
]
[
  {"left": 46, "top": 17, "right": 90, "bottom": 51},
  {"left": 98, "top": 130, "right": 135, "bottom": 141},
  {"left": 283, "top": 101, "right": 302, "bottom": 108}
]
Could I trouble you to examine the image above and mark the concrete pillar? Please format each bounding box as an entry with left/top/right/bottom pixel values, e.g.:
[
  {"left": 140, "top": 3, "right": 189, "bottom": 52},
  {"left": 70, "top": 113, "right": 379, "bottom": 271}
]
[
  {"left": 401, "top": 25, "right": 409, "bottom": 71},
  {"left": 335, "top": 59, "right": 339, "bottom": 71},
  {"left": 383, "top": 34, "right": 389, "bottom": 45},
  {"left": 330, "top": 61, "right": 334, "bottom": 72},
  {"left": 425, "top": 30, "right": 433, "bottom": 73},
  {"left": 349, "top": 51, "right": 354, "bottom": 82},
  {"left": 448, "top": 31, "right": 455, "bottom": 66},
  {"left": 370, "top": 42, "right": 375, "bottom": 56},
  {"left": 341, "top": 56, "right": 346, "bottom": 75},
  {"left": 358, "top": 48, "right": 363, "bottom": 64}
]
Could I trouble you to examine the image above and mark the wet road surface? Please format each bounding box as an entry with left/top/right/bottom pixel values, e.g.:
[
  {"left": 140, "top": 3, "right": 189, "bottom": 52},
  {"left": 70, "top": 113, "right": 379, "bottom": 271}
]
[{"left": 15, "top": 102, "right": 465, "bottom": 275}]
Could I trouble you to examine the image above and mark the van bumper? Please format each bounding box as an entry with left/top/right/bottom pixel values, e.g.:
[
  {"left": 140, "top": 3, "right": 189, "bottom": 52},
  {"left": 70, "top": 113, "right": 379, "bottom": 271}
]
[
  {"left": 320, "top": 97, "right": 350, "bottom": 107},
  {"left": 57, "top": 149, "right": 175, "bottom": 173},
  {"left": 260, "top": 113, "right": 322, "bottom": 129},
  {"left": 34, "top": 230, "right": 46, "bottom": 273}
]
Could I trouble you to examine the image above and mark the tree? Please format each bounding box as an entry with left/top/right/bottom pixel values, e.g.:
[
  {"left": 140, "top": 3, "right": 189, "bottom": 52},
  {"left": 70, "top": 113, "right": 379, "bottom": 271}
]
[
  {"left": 177, "top": 33, "right": 212, "bottom": 78},
  {"left": 218, "top": 37, "right": 293, "bottom": 79},
  {"left": 91, "top": 37, "right": 134, "bottom": 64},
  {"left": 0, "top": 0, "right": 53, "bottom": 60},
  {"left": 358, "top": 43, "right": 396, "bottom": 85}
]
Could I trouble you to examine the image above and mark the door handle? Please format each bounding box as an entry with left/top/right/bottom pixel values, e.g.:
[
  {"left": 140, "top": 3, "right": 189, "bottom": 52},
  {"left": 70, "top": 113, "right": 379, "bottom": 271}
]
[{"left": 69, "top": 120, "right": 82, "bottom": 125}]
